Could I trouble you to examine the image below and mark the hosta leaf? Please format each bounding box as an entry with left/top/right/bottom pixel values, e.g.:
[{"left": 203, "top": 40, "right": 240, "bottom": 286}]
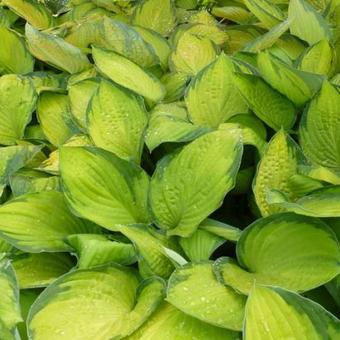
[
  {"left": 150, "top": 129, "right": 243, "bottom": 237},
  {"left": 0, "top": 191, "right": 98, "bottom": 252},
  {"left": 66, "top": 234, "right": 137, "bottom": 269},
  {"left": 170, "top": 32, "right": 218, "bottom": 76},
  {"left": 28, "top": 265, "right": 165, "bottom": 340},
  {"left": 12, "top": 253, "right": 74, "bottom": 289},
  {"left": 87, "top": 79, "right": 148, "bottom": 163},
  {"left": 234, "top": 73, "right": 296, "bottom": 131},
  {"left": 0, "top": 75, "right": 36, "bottom": 145},
  {"left": 300, "top": 81, "right": 340, "bottom": 171},
  {"left": 128, "top": 302, "right": 240, "bottom": 340},
  {"left": 166, "top": 262, "right": 246, "bottom": 331},
  {"left": 132, "top": 0, "right": 177, "bottom": 37},
  {"left": 161, "top": 72, "right": 189, "bottom": 103},
  {"left": 29, "top": 71, "right": 67, "bottom": 94},
  {"left": 26, "top": 24, "right": 91, "bottom": 74},
  {"left": 211, "top": 6, "right": 253, "bottom": 24},
  {"left": 216, "top": 213, "right": 340, "bottom": 294},
  {"left": 0, "top": 27, "right": 34, "bottom": 75},
  {"left": 257, "top": 50, "right": 324, "bottom": 107},
  {"left": 245, "top": 285, "right": 340, "bottom": 339},
  {"left": 186, "top": 53, "right": 248, "bottom": 128},
  {"left": 288, "top": 0, "right": 332, "bottom": 45},
  {"left": 60, "top": 146, "right": 150, "bottom": 230},
  {"left": 327, "top": 274, "right": 340, "bottom": 307},
  {"left": 119, "top": 224, "right": 175, "bottom": 279},
  {"left": 199, "top": 218, "right": 242, "bottom": 242},
  {"left": 92, "top": 46, "right": 165, "bottom": 102},
  {"left": 37, "top": 92, "right": 78, "bottom": 146},
  {"left": 3, "top": 0, "right": 54, "bottom": 29}
]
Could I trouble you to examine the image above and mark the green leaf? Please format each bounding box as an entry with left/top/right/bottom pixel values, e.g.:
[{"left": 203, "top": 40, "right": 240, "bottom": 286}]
[
  {"left": 166, "top": 262, "right": 246, "bottom": 331},
  {"left": 245, "top": 285, "right": 340, "bottom": 339},
  {"left": 60, "top": 146, "right": 150, "bottom": 230},
  {"left": 216, "top": 213, "right": 340, "bottom": 294},
  {"left": 92, "top": 46, "right": 165, "bottom": 102},
  {"left": 87, "top": 79, "right": 148, "bottom": 163},
  {"left": 211, "top": 6, "right": 253, "bottom": 24},
  {"left": 28, "top": 265, "right": 165, "bottom": 339},
  {"left": 66, "top": 234, "right": 137, "bottom": 269},
  {"left": 0, "top": 74, "right": 36, "bottom": 145},
  {"left": 288, "top": 0, "right": 332, "bottom": 45},
  {"left": 12, "top": 253, "right": 74, "bottom": 289},
  {"left": 150, "top": 129, "right": 243, "bottom": 237},
  {"left": 132, "top": 0, "right": 177, "bottom": 37},
  {"left": 234, "top": 73, "right": 296, "bottom": 131},
  {"left": 198, "top": 218, "right": 242, "bottom": 242},
  {"left": 26, "top": 24, "right": 91, "bottom": 74},
  {"left": 257, "top": 50, "right": 325, "bottom": 107},
  {"left": 161, "top": 72, "right": 189, "bottom": 103},
  {"left": 185, "top": 53, "right": 248, "bottom": 128},
  {"left": 0, "top": 191, "right": 99, "bottom": 252},
  {"left": 29, "top": 71, "right": 67, "bottom": 94}
]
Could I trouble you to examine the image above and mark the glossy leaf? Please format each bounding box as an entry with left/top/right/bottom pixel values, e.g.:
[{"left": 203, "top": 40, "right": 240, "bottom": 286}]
[{"left": 198, "top": 218, "right": 242, "bottom": 242}]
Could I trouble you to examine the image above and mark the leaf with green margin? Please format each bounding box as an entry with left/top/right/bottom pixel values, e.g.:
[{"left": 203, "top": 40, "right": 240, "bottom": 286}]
[
  {"left": 166, "top": 262, "right": 246, "bottom": 331},
  {"left": 161, "top": 72, "right": 189, "bottom": 103},
  {"left": 118, "top": 224, "right": 175, "bottom": 279},
  {"left": 26, "top": 24, "right": 91, "bottom": 74},
  {"left": 145, "top": 102, "right": 210, "bottom": 152},
  {"left": 257, "top": 50, "right": 325, "bottom": 107},
  {"left": 92, "top": 46, "right": 165, "bottom": 102},
  {"left": 12, "top": 253, "right": 74, "bottom": 289},
  {"left": 253, "top": 130, "right": 298, "bottom": 216},
  {"left": 198, "top": 218, "right": 242, "bottom": 242},
  {"left": 300, "top": 81, "right": 340, "bottom": 172},
  {"left": 0, "top": 191, "right": 99, "bottom": 252},
  {"left": 216, "top": 213, "right": 340, "bottom": 294},
  {"left": 87, "top": 79, "right": 148, "bottom": 163},
  {"left": 170, "top": 32, "right": 218, "bottom": 76},
  {"left": 0, "top": 74, "right": 36, "bottom": 145},
  {"left": 127, "top": 302, "right": 240, "bottom": 340},
  {"left": 29, "top": 71, "right": 67, "bottom": 94},
  {"left": 179, "top": 229, "right": 225, "bottom": 262},
  {"left": 60, "top": 146, "right": 150, "bottom": 230},
  {"left": 0, "top": 239, "right": 13, "bottom": 255},
  {"left": 0, "top": 27, "right": 34, "bottom": 75},
  {"left": 234, "top": 73, "right": 296, "bottom": 131},
  {"left": 285, "top": 173, "right": 324, "bottom": 198},
  {"left": 132, "top": 0, "right": 177, "bottom": 37},
  {"left": 150, "top": 129, "right": 243, "bottom": 237},
  {"left": 185, "top": 53, "right": 248, "bottom": 128},
  {"left": 27, "top": 265, "right": 165, "bottom": 340},
  {"left": 37, "top": 92, "right": 78, "bottom": 146},
  {"left": 211, "top": 6, "right": 253, "bottom": 24},
  {"left": 288, "top": 0, "right": 332, "bottom": 45},
  {"left": 66, "top": 234, "right": 137, "bottom": 269},
  {"left": 245, "top": 285, "right": 340, "bottom": 340},
  {"left": 3, "top": 0, "right": 54, "bottom": 29}
]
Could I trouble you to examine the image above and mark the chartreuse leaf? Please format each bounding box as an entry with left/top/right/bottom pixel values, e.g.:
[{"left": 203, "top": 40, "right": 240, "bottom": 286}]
[
  {"left": 234, "top": 73, "right": 296, "bottom": 131},
  {"left": 288, "top": 0, "right": 332, "bottom": 45},
  {"left": 150, "top": 129, "right": 243, "bottom": 237},
  {"left": 37, "top": 92, "right": 77, "bottom": 146},
  {"left": 12, "top": 253, "right": 74, "bottom": 289},
  {"left": 300, "top": 81, "right": 340, "bottom": 171},
  {"left": 28, "top": 265, "right": 165, "bottom": 340},
  {"left": 119, "top": 224, "right": 174, "bottom": 279},
  {"left": 0, "top": 27, "right": 34, "bottom": 75},
  {"left": 245, "top": 285, "right": 340, "bottom": 340},
  {"left": 199, "top": 218, "right": 242, "bottom": 242},
  {"left": 0, "top": 258, "right": 22, "bottom": 335},
  {"left": 26, "top": 24, "right": 91, "bottom": 74},
  {"left": 166, "top": 262, "right": 246, "bottom": 331},
  {"left": 92, "top": 46, "right": 165, "bottom": 102},
  {"left": 216, "top": 213, "right": 340, "bottom": 294},
  {"left": 3, "top": 0, "right": 54, "bottom": 29},
  {"left": 29, "top": 71, "right": 67, "bottom": 94},
  {"left": 0, "top": 239, "right": 13, "bottom": 255},
  {"left": 253, "top": 130, "right": 298, "bottom": 216},
  {"left": 60, "top": 146, "right": 150, "bottom": 230},
  {"left": 257, "top": 50, "right": 324, "bottom": 107},
  {"left": 87, "top": 79, "right": 148, "bottom": 163},
  {"left": 66, "top": 234, "right": 137, "bottom": 269},
  {"left": 170, "top": 32, "right": 218, "bottom": 76},
  {"left": 128, "top": 302, "right": 240, "bottom": 340},
  {"left": 161, "top": 72, "right": 189, "bottom": 103},
  {"left": 145, "top": 102, "right": 209, "bottom": 152},
  {"left": 0, "top": 191, "right": 99, "bottom": 252},
  {"left": 132, "top": 0, "right": 177, "bottom": 37},
  {"left": 211, "top": 6, "right": 253, "bottom": 24},
  {"left": 185, "top": 53, "right": 248, "bottom": 128},
  {"left": 0, "top": 75, "right": 36, "bottom": 145}
]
